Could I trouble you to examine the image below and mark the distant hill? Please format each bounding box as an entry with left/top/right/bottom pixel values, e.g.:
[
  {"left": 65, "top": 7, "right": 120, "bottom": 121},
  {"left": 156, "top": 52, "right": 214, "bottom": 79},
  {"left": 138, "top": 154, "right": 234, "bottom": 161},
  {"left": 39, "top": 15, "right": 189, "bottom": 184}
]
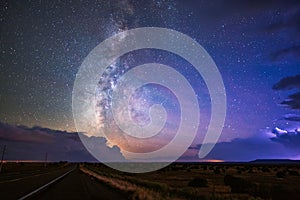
[{"left": 250, "top": 159, "right": 300, "bottom": 164}]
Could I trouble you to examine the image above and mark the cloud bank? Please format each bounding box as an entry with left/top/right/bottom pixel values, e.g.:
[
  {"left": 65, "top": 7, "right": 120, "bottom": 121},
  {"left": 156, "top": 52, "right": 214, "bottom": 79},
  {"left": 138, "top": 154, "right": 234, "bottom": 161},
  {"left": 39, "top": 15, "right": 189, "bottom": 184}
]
[
  {"left": 284, "top": 114, "right": 300, "bottom": 122},
  {"left": 185, "top": 133, "right": 300, "bottom": 162},
  {"left": 273, "top": 74, "right": 300, "bottom": 110},
  {"left": 271, "top": 127, "right": 300, "bottom": 149},
  {"left": 1, "top": 121, "right": 299, "bottom": 163},
  {"left": 0, "top": 122, "right": 125, "bottom": 162}
]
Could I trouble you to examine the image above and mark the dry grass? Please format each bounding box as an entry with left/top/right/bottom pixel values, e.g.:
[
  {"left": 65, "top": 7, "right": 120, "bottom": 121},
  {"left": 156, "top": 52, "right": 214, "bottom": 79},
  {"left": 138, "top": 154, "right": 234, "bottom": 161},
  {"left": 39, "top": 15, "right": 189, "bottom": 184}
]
[
  {"left": 80, "top": 166, "right": 180, "bottom": 200},
  {"left": 80, "top": 163, "right": 300, "bottom": 200}
]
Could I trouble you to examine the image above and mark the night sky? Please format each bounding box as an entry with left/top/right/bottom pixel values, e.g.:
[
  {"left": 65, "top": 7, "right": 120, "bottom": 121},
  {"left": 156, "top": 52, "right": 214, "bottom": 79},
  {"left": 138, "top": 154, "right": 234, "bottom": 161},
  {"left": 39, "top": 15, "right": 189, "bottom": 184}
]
[{"left": 0, "top": 0, "right": 300, "bottom": 161}]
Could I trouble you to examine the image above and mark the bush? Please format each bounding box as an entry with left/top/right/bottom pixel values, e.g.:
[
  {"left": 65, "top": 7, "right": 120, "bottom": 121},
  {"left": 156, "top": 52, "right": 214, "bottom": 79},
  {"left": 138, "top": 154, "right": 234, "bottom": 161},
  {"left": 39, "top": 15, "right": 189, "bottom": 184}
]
[
  {"left": 224, "top": 175, "right": 254, "bottom": 193},
  {"left": 288, "top": 170, "right": 299, "bottom": 176},
  {"left": 253, "top": 183, "right": 272, "bottom": 199},
  {"left": 271, "top": 185, "right": 298, "bottom": 200},
  {"left": 261, "top": 167, "right": 270, "bottom": 173},
  {"left": 214, "top": 168, "right": 221, "bottom": 174},
  {"left": 188, "top": 177, "right": 208, "bottom": 187},
  {"left": 276, "top": 171, "right": 285, "bottom": 178}
]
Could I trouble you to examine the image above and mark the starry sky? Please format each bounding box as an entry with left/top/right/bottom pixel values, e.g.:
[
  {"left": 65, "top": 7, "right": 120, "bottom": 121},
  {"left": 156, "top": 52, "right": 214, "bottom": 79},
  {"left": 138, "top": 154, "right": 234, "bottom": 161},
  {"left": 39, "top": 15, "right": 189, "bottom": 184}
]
[{"left": 1, "top": 0, "right": 300, "bottom": 161}]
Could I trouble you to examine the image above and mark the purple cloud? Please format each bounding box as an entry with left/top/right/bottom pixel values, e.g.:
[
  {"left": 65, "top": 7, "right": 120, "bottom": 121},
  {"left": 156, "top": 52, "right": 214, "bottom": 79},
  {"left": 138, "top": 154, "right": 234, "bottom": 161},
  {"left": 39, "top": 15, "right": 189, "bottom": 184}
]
[
  {"left": 185, "top": 134, "right": 299, "bottom": 162},
  {"left": 271, "top": 127, "right": 300, "bottom": 149},
  {"left": 0, "top": 122, "right": 125, "bottom": 162}
]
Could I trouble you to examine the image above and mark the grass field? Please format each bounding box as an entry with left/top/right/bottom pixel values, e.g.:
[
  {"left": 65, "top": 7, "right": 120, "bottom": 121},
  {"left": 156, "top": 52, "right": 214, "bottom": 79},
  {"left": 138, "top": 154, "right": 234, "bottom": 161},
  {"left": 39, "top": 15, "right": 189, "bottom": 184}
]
[{"left": 81, "top": 162, "right": 300, "bottom": 200}]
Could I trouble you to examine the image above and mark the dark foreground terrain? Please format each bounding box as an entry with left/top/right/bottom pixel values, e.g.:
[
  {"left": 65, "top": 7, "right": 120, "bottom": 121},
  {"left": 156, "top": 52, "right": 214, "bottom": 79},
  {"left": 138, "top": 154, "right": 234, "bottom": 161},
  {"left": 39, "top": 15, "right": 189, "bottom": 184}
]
[
  {"left": 0, "top": 162, "right": 299, "bottom": 199},
  {"left": 83, "top": 162, "right": 300, "bottom": 200},
  {"left": 0, "top": 163, "right": 128, "bottom": 200}
]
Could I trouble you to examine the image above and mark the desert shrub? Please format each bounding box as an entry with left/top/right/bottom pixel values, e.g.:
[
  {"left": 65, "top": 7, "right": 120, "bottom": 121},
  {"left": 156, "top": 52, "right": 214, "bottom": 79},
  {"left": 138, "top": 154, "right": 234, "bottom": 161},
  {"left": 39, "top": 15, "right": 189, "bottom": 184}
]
[
  {"left": 261, "top": 167, "right": 270, "bottom": 173},
  {"left": 271, "top": 185, "right": 298, "bottom": 200},
  {"left": 276, "top": 171, "right": 285, "bottom": 178},
  {"left": 214, "top": 168, "right": 221, "bottom": 174},
  {"left": 288, "top": 170, "right": 299, "bottom": 176},
  {"left": 188, "top": 177, "right": 208, "bottom": 187},
  {"left": 253, "top": 183, "right": 272, "bottom": 199},
  {"left": 224, "top": 175, "right": 254, "bottom": 193},
  {"left": 190, "top": 165, "right": 199, "bottom": 169}
]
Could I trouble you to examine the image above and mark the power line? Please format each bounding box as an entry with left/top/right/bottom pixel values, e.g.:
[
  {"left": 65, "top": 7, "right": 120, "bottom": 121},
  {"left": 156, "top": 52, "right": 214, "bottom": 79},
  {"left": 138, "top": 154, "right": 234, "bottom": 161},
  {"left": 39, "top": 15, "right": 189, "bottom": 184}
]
[{"left": 0, "top": 145, "right": 6, "bottom": 173}]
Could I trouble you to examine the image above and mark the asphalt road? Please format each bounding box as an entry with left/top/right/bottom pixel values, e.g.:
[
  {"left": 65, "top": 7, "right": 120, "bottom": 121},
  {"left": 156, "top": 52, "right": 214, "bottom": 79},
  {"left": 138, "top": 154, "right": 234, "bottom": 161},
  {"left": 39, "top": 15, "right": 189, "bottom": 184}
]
[
  {"left": 0, "top": 164, "right": 71, "bottom": 183},
  {"left": 30, "top": 168, "right": 129, "bottom": 200},
  {"left": 0, "top": 165, "right": 75, "bottom": 200},
  {"left": 0, "top": 166, "right": 129, "bottom": 200}
]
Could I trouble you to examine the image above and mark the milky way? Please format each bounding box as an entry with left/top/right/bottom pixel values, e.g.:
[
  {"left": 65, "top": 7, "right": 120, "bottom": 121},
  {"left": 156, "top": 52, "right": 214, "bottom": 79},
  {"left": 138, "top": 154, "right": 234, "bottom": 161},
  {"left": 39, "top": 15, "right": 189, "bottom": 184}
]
[{"left": 1, "top": 0, "right": 300, "bottom": 161}]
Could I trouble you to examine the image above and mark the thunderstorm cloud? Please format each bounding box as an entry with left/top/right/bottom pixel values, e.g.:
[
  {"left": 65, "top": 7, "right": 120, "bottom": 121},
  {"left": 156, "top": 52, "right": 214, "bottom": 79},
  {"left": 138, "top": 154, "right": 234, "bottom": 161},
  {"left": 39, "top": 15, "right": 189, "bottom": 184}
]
[{"left": 0, "top": 121, "right": 125, "bottom": 162}]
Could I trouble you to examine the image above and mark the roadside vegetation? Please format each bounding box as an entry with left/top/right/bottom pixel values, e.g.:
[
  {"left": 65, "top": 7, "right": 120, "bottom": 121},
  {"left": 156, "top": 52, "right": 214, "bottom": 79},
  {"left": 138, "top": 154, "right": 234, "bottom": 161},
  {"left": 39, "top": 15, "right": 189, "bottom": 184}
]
[{"left": 80, "top": 163, "right": 300, "bottom": 200}]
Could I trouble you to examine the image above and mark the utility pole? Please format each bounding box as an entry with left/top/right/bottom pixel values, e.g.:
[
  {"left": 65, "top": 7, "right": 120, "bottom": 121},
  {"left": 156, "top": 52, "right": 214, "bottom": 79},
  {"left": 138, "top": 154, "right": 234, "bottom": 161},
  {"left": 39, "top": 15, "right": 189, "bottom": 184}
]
[
  {"left": 0, "top": 145, "right": 6, "bottom": 173},
  {"left": 44, "top": 152, "right": 48, "bottom": 167}
]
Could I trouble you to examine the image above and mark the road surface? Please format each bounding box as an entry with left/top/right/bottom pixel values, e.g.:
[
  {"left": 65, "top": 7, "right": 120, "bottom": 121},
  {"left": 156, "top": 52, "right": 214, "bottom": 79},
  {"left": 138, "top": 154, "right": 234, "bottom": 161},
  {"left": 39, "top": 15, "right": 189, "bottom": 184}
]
[{"left": 0, "top": 165, "right": 129, "bottom": 200}]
